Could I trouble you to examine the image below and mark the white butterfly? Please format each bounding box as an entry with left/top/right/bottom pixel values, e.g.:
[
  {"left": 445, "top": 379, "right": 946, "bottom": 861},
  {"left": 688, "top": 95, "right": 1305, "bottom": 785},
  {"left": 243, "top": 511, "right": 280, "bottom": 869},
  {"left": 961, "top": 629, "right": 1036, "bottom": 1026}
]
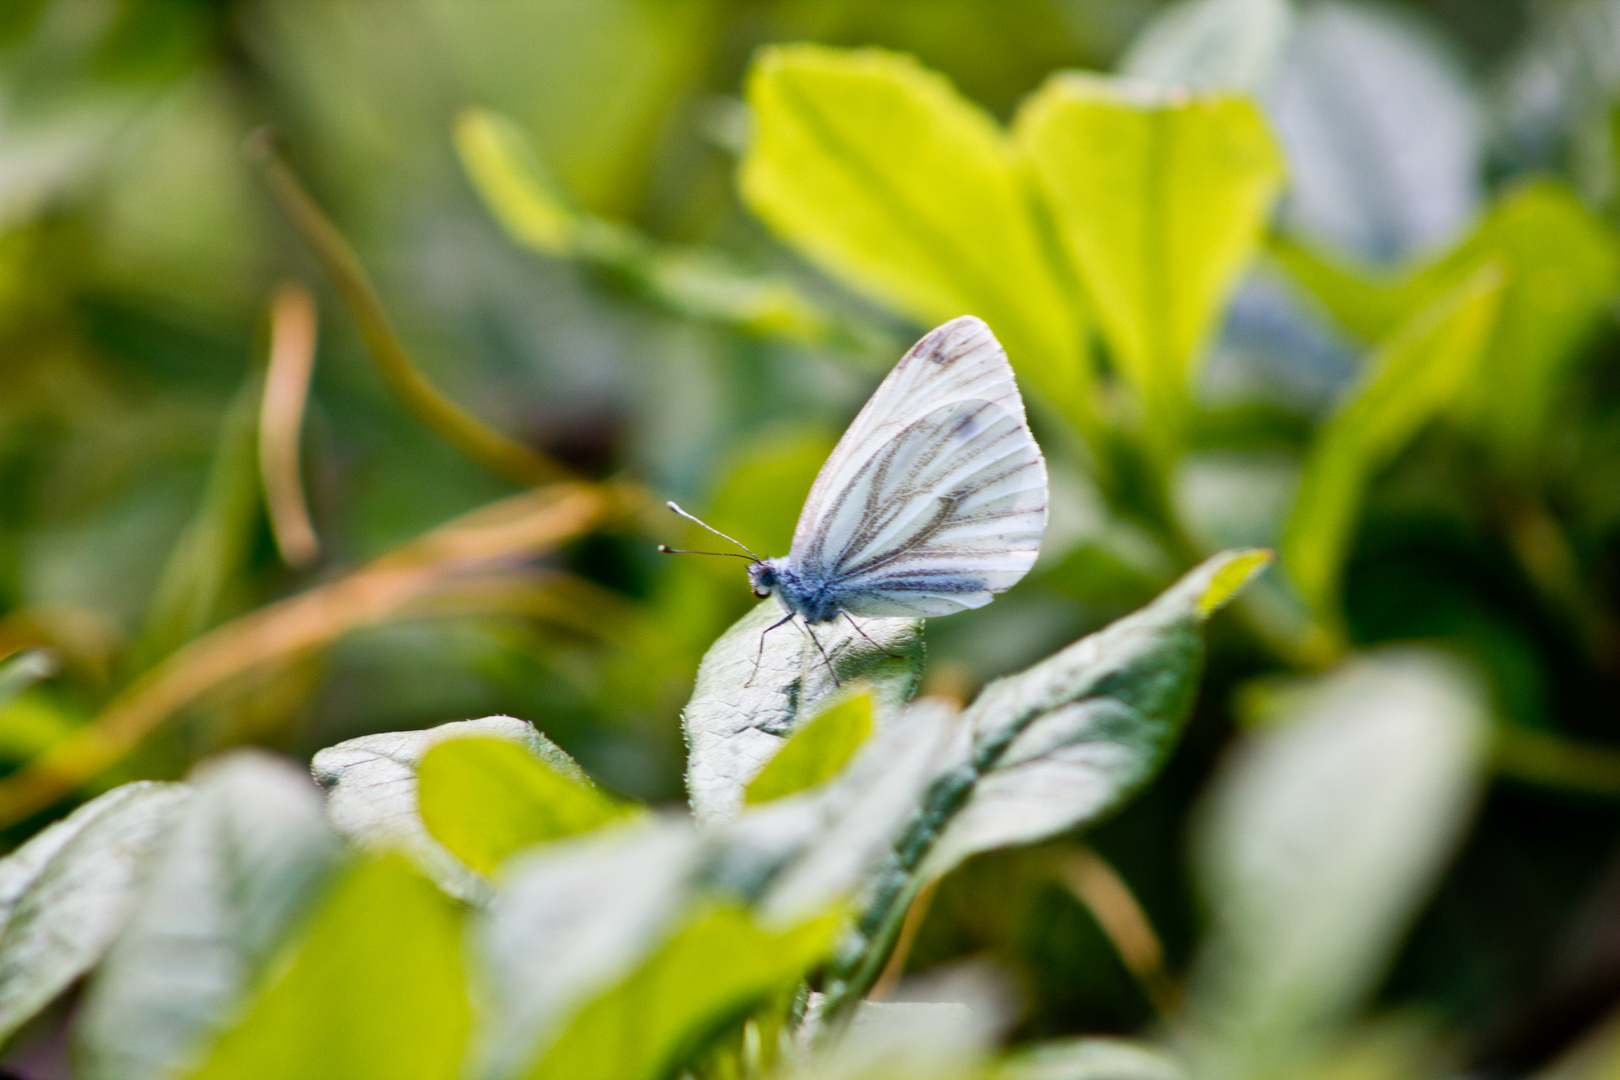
[{"left": 664, "top": 316, "right": 1048, "bottom": 665}]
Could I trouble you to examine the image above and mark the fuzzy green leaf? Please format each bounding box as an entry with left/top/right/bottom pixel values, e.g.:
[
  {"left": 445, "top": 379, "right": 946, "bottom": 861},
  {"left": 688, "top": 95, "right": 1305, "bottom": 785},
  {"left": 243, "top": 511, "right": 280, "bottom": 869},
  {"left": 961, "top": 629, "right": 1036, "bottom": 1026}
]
[
  {"left": 418, "top": 737, "right": 637, "bottom": 876},
  {"left": 1120, "top": 0, "right": 1295, "bottom": 93},
  {"left": 1185, "top": 649, "right": 1487, "bottom": 1078},
  {"left": 76, "top": 752, "right": 339, "bottom": 1080},
  {"left": 739, "top": 44, "right": 1089, "bottom": 420},
  {"left": 683, "top": 601, "right": 922, "bottom": 824},
  {"left": 186, "top": 855, "right": 470, "bottom": 1080},
  {"left": 1281, "top": 263, "right": 1504, "bottom": 617},
  {"left": 1278, "top": 181, "right": 1620, "bottom": 463},
  {"left": 996, "top": 1037, "right": 1188, "bottom": 1080},
  {"left": 1016, "top": 73, "right": 1284, "bottom": 449},
  {"left": 0, "top": 782, "right": 190, "bottom": 1046}
]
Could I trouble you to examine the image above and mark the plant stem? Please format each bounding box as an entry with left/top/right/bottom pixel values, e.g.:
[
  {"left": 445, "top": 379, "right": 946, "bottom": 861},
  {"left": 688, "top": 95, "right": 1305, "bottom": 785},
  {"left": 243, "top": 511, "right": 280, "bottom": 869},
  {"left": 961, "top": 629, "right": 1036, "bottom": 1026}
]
[{"left": 248, "top": 132, "right": 571, "bottom": 487}]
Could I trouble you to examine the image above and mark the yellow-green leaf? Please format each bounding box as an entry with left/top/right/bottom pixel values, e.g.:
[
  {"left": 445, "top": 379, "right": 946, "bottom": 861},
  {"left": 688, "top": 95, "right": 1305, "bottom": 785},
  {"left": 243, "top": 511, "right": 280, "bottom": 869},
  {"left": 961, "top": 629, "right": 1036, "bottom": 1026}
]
[
  {"left": 454, "top": 107, "right": 578, "bottom": 256},
  {"left": 739, "top": 44, "right": 1089, "bottom": 420},
  {"left": 1016, "top": 73, "right": 1284, "bottom": 451},
  {"left": 418, "top": 737, "right": 637, "bottom": 876},
  {"left": 526, "top": 906, "right": 840, "bottom": 1080},
  {"left": 745, "top": 688, "right": 875, "bottom": 805},
  {"left": 188, "top": 856, "right": 470, "bottom": 1080},
  {"left": 1282, "top": 263, "right": 1505, "bottom": 618}
]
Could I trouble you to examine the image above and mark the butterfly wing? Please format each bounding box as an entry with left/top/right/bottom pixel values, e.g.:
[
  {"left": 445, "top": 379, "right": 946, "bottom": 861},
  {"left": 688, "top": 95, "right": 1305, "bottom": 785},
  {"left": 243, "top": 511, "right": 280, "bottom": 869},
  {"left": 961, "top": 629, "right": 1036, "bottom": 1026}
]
[{"left": 789, "top": 317, "right": 1047, "bottom": 618}]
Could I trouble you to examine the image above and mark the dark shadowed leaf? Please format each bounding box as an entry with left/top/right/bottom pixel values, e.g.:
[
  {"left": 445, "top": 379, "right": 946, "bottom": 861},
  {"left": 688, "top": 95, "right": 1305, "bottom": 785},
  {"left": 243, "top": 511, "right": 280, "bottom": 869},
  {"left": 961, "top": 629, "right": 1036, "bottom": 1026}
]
[{"left": 1183, "top": 649, "right": 1487, "bottom": 1079}]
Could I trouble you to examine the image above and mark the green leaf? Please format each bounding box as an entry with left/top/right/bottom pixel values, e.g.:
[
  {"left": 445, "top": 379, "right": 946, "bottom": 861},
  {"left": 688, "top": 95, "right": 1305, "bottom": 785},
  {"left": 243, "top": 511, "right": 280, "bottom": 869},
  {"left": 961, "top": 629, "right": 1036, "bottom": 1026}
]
[
  {"left": 75, "top": 752, "right": 339, "bottom": 1080},
  {"left": 311, "top": 715, "right": 585, "bottom": 902},
  {"left": 187, "top": 855, "right": 470, "bottom": 1080},
  {"left": 1016, "top": 73, "right": 1285, "bottom": 450},
  {"left": 418, "top": 737, "right": 637, "bottom": 876},
  {"left": 1283, "top": 182, "right": 1620, "bottom": 464},
  {"left": 455, "top": 107, "right": 845, "bottom": 346},
  {"left": 818, "top": 551, "right": 1268, "bottom": 1015},
  {"left": 1184, "top": 649, "right": 1487, "bottom": 1079},
  {"left": 739, "top": 45, "right": 1090, "bottom": 422},
  {"left": 921, "top": 549, "right": 1270, "bottom": 878},
  {"left": 471, "top": 820, "right": 703, "bottom": 1080},
  {"left": 683, "top": 601, "right": 922, "bottom": 824},
  {"left": 745, "top": 688, "right": 875, "bottom": 805},
  {"left": 454, "top": 108, "right": 578, "bottom": 256},
  {"left": 0, "top": 649, "right": 54, "bottom": 714},
  {"left": 996, "top": 1037, "right": 1187, "bottom": 1080},
  {"left": 528, "top": 905, "right": 840, "bottom": 1080},
  {"left": 1119, "top": 0, "right": 1295, "bottom": 93},
  {"left": 0, "top": 782, "right": 190, "bottom": 1046},
  {"left": 1281, "top": 263, "right": 1504, "bottom": 617},
  {"left": 131, "top": 377, "right": 263, "bottom": 669}
]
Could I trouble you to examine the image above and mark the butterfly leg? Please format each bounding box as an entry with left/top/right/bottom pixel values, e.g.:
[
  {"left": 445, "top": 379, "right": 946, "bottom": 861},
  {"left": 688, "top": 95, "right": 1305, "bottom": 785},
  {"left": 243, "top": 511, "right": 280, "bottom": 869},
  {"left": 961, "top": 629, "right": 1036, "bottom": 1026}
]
[
  {"left": 746, "top": 613, "right": 798, "bottom": 688},
  {"left": 841, "top": 610, "right": 905, "bottom": 659},
  {"left": 799, "top": 620, "right": 841, "bottom": 689}
]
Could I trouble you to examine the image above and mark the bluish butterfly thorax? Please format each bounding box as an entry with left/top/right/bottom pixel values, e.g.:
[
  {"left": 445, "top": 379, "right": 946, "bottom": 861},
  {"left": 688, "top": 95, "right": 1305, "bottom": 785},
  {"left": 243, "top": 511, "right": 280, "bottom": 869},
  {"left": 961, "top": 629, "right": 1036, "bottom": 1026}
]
[{"left": 749, "top": 557, "right": 845, "bottom": 624}]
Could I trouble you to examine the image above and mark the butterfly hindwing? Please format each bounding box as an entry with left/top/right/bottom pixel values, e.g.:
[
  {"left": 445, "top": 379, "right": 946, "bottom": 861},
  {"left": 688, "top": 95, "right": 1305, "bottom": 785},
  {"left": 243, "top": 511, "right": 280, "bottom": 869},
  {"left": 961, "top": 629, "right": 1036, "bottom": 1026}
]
[{"left": 788, "top": 317, "right": 1048, "bottom": 618}]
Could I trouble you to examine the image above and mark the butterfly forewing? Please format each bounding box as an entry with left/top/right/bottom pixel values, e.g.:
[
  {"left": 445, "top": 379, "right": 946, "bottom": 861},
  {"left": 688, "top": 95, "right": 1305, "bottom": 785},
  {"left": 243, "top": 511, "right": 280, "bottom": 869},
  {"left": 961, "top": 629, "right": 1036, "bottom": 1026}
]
[{"left": 788, "top": 316, "right": 1048, "bottom": 618}]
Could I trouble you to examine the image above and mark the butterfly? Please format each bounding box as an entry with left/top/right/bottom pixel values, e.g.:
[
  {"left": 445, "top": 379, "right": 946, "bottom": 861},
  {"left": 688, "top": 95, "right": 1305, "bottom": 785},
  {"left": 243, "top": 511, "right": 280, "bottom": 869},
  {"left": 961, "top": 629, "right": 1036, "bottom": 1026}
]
[{"left": 662, "top": 315, "right": 1049, "bottom": 678}]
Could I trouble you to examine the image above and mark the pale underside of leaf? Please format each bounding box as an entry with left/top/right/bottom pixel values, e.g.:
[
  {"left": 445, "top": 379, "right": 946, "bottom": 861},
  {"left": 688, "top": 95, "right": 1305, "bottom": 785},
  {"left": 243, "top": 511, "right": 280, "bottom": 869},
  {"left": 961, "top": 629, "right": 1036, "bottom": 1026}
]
[
  {"left": 310, "top": 715, "right": 582, "bottom": 902},
  {"left": 0, "top": 781, "right": 192, "bottom": 1046},
  {"left": 683, "top": 599, "right": 921, "bottom": 825}
]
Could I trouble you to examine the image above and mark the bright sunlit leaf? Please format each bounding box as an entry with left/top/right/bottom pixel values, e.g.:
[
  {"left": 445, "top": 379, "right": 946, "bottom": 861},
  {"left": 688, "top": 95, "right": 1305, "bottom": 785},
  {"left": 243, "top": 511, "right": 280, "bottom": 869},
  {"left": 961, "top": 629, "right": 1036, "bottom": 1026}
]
[
  {"left": 744, "top": 687, "right": 875, "bottom": 805},
  {"left": 1016, "top": 73, "right": 1284, "bottom": 452}
]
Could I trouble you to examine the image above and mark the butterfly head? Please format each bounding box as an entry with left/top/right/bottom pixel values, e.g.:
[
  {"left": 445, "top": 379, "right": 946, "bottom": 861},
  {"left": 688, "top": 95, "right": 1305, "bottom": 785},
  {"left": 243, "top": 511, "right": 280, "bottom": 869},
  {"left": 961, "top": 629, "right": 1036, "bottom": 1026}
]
[{"left": 747, "top": 559, "right": 780, "bottom": 599}]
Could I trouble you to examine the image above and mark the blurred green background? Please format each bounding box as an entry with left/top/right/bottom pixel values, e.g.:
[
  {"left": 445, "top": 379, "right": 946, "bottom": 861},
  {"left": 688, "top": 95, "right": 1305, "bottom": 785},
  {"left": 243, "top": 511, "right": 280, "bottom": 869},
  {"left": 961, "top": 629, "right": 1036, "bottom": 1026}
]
[{"left": 6, "top": 0, "right": 1620, "bottom": 1073}]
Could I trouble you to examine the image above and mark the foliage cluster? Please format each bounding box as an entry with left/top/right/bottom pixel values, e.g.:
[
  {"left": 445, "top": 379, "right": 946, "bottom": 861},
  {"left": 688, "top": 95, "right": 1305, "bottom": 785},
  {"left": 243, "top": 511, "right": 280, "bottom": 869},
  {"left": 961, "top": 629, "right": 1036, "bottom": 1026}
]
[{"left": 4, "top": 0, "right": 1620, "bottom": 1077}]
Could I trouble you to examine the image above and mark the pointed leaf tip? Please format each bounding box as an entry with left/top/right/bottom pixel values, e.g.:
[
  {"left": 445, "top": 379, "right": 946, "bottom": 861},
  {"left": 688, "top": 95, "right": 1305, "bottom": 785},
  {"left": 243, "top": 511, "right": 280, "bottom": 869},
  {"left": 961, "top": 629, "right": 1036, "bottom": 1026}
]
[{"left": 1196, "top": 549, "right": 1273, "bottom": 617}]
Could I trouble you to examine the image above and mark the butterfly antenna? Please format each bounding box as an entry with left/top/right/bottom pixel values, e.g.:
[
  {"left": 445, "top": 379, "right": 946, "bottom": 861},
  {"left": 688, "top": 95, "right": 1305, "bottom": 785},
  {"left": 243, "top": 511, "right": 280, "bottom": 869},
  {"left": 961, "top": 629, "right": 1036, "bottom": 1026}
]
[
  {"left": 657, "top": 546, "right": 754, "bottom": 560},
  {"left": 664, "top": 502, "right": 761, "bottom": 561}
]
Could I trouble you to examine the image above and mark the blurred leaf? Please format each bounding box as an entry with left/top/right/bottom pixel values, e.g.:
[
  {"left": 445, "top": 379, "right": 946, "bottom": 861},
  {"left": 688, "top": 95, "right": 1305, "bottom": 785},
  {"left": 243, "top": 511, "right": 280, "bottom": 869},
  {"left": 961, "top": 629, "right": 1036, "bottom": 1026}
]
[
  {"left": 702, "top": 426, "right": 839, "bottom": 564},
  {"left": 455, "top": 106, "right": 845, "bottom": 346},
  {"left": 130, "top": 378, "right": 263, "bottom": 670},
  {"left": 187, "top": 855, "right": 471, "bottom": 1080},
  {"left": 745, "top": 688, "right": 875, "bottom": 806},
  {"left": 1184, "top": 648, "right": 1488, "bottom": 1080},
  {"left": 820, "top": 551, "right": 1269, "bottom": 1014},
  {"left": 756, "top": 698, "right": 963, "bottom": 924},
  {"left": 75, "top": 751, "right": 339, "bottom": 1080},
  {"left": 1119, "top": 0, "right": 1295, "bottom": 93},
  {"left": 683, "top": 601, "right": 922, "bottom": 824},
  {"left": 805, "top": 998, "right": 999, "bottom": 1080},
  {"left": 0, "top": 781, "right": 190, "bottom": 1045},
  {"left": 417, "top": 736, "right": 637, "bottom": 876},
  {"left": 1016, "top": 73, "right": 1284, "bottom": 450},
  {"left": 472, "top": 819, "right": 702, "bottom": 1080},
  {"left": 1281, "top": 264, "right": 1504, "bottom": 617},
  {"left": 996, "top": 1037, "right": 1187, "bottom": 1080},
  {"left": 0, "top": 648, "right": 54, "bottom": 713},
  {"left": 739, "top": 45, "right": 1090, "bottom": 425},
  {"left": 455, "top": 108, "right": 577, "bottom": 256},
  {"left": 528, "top": 904, "right": 840, "bottom": 1080},
  {"left": 311, "top": 715, "right": 584, "bottom": 902},
  {"left": 1271, "top": 1, "right": 1483, "bottom": 264},
  {"left": 1280, "top": 182, "right": 1620, "bottom": 462}
]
